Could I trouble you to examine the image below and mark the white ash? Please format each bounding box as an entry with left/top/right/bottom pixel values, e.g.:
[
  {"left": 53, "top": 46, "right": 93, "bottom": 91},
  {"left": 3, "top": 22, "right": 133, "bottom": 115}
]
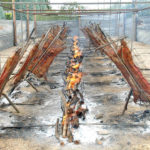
[{"left": 0, "top": 112, "right": 15, "bottom": 127}]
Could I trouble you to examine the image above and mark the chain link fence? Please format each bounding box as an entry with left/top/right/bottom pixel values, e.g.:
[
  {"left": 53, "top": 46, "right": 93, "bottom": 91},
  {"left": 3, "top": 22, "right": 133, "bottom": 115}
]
[{"left": 0, "top": 1, "right": 150, "bottom": 50}]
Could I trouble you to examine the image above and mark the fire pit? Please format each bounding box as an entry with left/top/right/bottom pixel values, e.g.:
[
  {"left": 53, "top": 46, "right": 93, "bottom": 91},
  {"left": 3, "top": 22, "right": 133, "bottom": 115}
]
[{"left": 55, "top": 36, "right": 88, "bottom": 143}]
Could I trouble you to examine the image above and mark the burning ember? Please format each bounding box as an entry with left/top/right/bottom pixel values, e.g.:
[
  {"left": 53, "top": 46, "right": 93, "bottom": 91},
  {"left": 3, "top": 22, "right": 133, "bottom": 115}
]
[
  {"left": 56, "top": 36, "right": 88, "bottom": 143},
  {"left": 66, "top": 72, "right": 83, "bottom": 90}
]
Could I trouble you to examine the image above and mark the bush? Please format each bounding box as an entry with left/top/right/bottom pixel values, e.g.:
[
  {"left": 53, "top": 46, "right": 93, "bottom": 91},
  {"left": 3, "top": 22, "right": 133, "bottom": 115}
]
[{"left": 5, "top": 12, "right": 12, "bottom": 20}]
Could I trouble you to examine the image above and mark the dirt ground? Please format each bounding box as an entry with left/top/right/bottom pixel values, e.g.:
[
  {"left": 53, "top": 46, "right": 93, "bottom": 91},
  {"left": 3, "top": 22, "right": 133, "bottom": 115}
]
[{"left": 0, "top": 35, "right": 150, "bottom": 150}]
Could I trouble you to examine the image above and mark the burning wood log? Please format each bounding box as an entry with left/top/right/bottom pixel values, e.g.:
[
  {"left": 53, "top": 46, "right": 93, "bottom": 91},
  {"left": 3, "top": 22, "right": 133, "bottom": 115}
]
[
  {"left": 82, "top": 24, "right": 150, "bottom": 112},
  {"left": 59, "top": 35, "right": 87, "bottom": 143},
  {"left": 60, "top": 90, "right": 69, "bottom": 138},
  {"left": 55, "top": 118, "right": 60, "bottom": 140},
  {"left": 66, "top": 72, "right": 83, "bottom": 90}
]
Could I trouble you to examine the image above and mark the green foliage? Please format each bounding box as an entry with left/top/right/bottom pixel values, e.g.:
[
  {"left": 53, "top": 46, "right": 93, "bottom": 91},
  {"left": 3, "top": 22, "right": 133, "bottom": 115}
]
[
  {"left": 0, "top": 0, "right": 12, "bottom": 10},
  {"left": 36, "top": 2, "right": 83, "bottom": 21},
  {"left": 5, "top": 12, "right": 12, "bottom": 20},
  {"left": 60, "top": 2, "right": 85, "bottom": 13},
  {"left": 15, "top": 0, "right": 51, "bottom": 20}
]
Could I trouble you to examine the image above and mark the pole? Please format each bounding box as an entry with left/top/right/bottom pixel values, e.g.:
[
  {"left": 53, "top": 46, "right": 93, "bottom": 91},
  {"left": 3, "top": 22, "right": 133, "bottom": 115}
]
[
  {"left": 122, "top": 89, "right": 133, "bottom": 115},
  {"left": 123, "top": 13, "right": 126, "bottom": 36},
  {"left": 78, "top": 6, "right": 80, "bottom": 37},
  {"left": 12, "top": 0, "right": 17, "bottom": 46},
  {"left": 20, "top": 7, "right": 23, "bottom": 44},
  {"left": 132, "top": 0, "right": 137, "bottom": 41},
  {"left": 0, "top": 55, "right": 1, "bottom": 74},
  {"left": 34, "top": 5, "right": 37, "bottom": 37},
  {"left": 26, "top": 4, "right": 29, "bottom": 40},
  {"left": 2, "top": 93, "right": 19, "bottom": 113}
]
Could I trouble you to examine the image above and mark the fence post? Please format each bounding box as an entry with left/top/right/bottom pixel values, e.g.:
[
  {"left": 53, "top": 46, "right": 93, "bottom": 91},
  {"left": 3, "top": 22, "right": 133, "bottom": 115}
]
[
  {"left": 78, "top": 6, "right": 80, "bottom": 36},
  {"left": 12, "top": 0, "right": 17, "bottom": 46},
  {"left": 34, "top": 5, "right": 37, "bottom": 37},
  {"left": 26, "top": 4, "right": 29, "bottom": 40},
  {"left": 0, "top": 55, "right": 1, "bottom": 74},
  {"left": 123, "top": 13, "right": 126, "bottom": 37},
  {"left": 132, "top": 0, "right": 137, "bottom": 41},
  {"left": 20, "top": 8, "right": 24, "bottom": 44}
]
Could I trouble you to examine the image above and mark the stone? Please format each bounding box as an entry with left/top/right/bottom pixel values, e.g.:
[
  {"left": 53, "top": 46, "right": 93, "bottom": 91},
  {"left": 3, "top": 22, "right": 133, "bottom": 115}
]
[{"left": 95, "top": 114, "right": 103, "bottom": 119}]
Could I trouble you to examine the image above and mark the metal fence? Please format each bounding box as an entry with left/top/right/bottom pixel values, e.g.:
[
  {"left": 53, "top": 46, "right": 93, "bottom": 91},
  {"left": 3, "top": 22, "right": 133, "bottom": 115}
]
[{"left": 0, "top": 1, "right": 150, "bottom": 50}]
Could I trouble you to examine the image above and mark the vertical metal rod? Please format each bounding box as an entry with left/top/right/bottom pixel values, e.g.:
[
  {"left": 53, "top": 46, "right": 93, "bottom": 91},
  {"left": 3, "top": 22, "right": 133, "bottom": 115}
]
[
  {"left": 34, "top": 5, "right": 37, "bottom": 37},
  {"left": 26, "top": 4, "right": 29, "bottom": 40},
  {"left": 12, "top": 0, "right": 17, "bottom": 46}
]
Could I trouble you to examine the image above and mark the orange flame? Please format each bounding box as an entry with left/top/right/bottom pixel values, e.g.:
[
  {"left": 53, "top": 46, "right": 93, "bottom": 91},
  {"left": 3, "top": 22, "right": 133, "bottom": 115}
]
[
  {"left": 66, "top": 36, "right": 83, "bottom": 90},
  {"left": 73, "top": 36, "right": 78, "bottom": 41},
  {"left": 67, "top": 72, "right": 83, "bottom": 90},
  {"left": 72, "top": 36, "right": 82, "bottom": 59},
  {"left": 74, "top": 51, "right": 82, "bottom": 58},
  {"left": 72, "top": 63, "right": 81, "bottom": 70}
]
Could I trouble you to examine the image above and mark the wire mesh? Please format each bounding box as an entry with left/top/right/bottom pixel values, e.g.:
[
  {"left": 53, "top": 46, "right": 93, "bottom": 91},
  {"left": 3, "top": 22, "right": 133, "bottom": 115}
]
[{"left": 0, "top": 1, "right": 150, "bottom": 51}]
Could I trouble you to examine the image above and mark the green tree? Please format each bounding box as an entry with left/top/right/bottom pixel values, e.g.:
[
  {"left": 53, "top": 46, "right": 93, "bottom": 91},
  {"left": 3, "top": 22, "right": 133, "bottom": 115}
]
[
  {"left": 60, "top": 2, "right": 85, "bottom": 13},
  {"left": 15, "top": 0, "right": 51, "bottom": 20},
  {"left": 0, "top": 0, "right": 12, "bottom": 10}
]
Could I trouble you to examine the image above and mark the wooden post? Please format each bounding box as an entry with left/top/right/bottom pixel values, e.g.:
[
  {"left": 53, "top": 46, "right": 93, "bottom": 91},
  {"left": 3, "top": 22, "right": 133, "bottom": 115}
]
[
  {"left": 55, "top": 118, "right": 60, "bottom": 140},
  {"left": 20, "top": 8, "right": 23, "bottom": 43},
  {"left": 78, "top": 6, "right": 80, "bottom": 36},
  {"left": 12, "top": 0, "right": 17, "bottom": 46},
  {"left": 26, "top": 4, "right": 29, "bottom": 40},
  {"left": 0, "top": 55, "right": 1, "bottom": 74},
  {"left": 2, "top": 93, "right": 19, "bottom": 113},
  {"left": 34, "top": 5, "right": 37, "bottom": 37},
  {"left": 132, "top": 0, "right": 137, "bottom": 41},
  {"left": 60, "top": 91, "right": 68, "bottom": 138},
  {"left": 25, "top": 79, "right": 38, "bottom": 92},
  {"left": 115, "top": 14, "right": 118, "bottom": 36},
  {"left": 123, "top": 13, "right": 126, "bottom": 37}
]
